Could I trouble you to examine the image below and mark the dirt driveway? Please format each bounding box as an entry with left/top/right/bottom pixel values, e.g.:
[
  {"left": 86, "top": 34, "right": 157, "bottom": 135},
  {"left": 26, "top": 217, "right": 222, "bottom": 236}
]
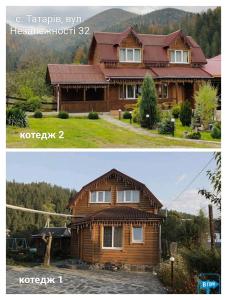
[{"left": 6, "top": 265, "right": 166, "bottom": 294}]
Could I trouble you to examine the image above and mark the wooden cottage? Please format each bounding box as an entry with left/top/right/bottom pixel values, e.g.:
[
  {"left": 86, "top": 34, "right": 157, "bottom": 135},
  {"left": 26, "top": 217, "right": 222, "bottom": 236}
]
[
  {"left": 46, "top": 27, "right": 213, "bottom": 113},
  {"left": 68, "top": 169, "right": 163, "bottom": 267}
]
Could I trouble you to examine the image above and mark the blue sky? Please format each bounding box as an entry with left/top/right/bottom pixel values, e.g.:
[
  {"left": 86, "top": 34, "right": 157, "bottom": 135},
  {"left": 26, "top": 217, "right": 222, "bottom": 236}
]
[{"left": 6, "top": 151, "right": 218, "bottom": 216}]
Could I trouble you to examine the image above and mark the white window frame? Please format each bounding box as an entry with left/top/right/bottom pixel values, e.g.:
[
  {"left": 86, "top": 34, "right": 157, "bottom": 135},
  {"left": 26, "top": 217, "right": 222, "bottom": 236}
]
[
  {"left": 132, "top": 226, "right": 144, "bottom": 243},
  {"left": 169, "top": 50, "right": 189, "bottom": 64},
  {"left": 89, "top": 191, "right": 111, "bottom": 203},
  {"left": 119, "top": 48, "right": 142, "bottom": 63},
  {"left": 102, "top": 226, "right": 123, "bottom": 250},
  {"left": 120, "top": 84, "right": 141, "bottom": 100},
  {"left": 117, "top": 190, "right": 140, "bottom": 203}
]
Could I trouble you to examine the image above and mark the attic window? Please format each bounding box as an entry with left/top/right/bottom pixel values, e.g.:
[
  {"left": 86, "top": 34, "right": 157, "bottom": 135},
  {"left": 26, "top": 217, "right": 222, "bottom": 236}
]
[
  {"left": 90, "top": 191, "right": 111, "bottom": 203},
  {"left": 169, "top": 50, "right": 189, "bottom": 64},
  {"left": 119, "top": 48, "right": 141, "bottom": 63},
  {"left": 117, "top": 190, "right": 140, "bottom": 203}
]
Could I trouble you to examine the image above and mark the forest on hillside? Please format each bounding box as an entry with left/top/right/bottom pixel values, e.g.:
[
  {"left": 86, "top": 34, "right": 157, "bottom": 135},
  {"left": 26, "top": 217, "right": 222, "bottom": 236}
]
[
  {"left": 6, "top": 7, "right": 221, "bottom": 101},
  {"left": 6, "top": 181, "right": 76, "bottom": 236}
]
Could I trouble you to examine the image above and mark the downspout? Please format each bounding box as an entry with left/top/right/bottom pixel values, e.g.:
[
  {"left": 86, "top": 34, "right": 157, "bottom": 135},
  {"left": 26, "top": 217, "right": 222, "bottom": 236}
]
[{"left": 57, "top": 84, "right": 60, "bottom": 112}]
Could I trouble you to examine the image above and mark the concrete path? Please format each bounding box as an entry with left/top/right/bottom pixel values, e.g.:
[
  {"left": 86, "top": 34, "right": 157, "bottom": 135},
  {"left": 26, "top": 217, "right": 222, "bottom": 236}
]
[
  {"left": 100, "top": 114, "right": 221, "bottom": 146},
  {"left": 6, "top": 265, "right": 166, "bottom": 294}
]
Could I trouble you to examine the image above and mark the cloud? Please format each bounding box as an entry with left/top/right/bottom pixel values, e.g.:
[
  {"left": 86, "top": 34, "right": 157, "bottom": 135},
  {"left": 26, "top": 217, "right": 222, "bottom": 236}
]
[{"left": 168, "top": 189, "right": 219, "bottom": 218}]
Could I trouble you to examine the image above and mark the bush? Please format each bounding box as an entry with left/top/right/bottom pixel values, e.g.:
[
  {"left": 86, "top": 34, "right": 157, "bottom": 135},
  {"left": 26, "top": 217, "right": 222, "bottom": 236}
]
[
  {"left": 194, "top": 82, "right": 217, "bottom": 130},
  {"left": 211, "top": 123, "right": 221, "bottom": 139},
  {"left": 172, "top": 105, "right": 180, "bottom": 118},
  {"left": 132, "top": 96, "right": 141, "bottom": 123},
  {"left": 185, "top": 131, "right": 201, "bottom": 140},
  {"left": 88, "top": 112, "right": 99, "bottom": 119},
  {"left": 180, "top": 100, "right": 192, "bottom": 126},
  {"left": 123, "top": 111, "right": 132, "bottom": 119},
  {"left": 33, "top": 111, "right": 43, "bottom": 118},
  {"left": 14, "top": 97, "right": 41, "bottom": 112},
  {"left": 158, "top": 254, "right": 195, "bottom": 293},
  {"left": 26, "top": 97, "right": 41, "bottom": 112},
  {"left": 6, "top": 107, "right": 27, "bottom": 127},
  {"left": 158, "top": 119, "right": 174, "bottom": 135},
  {"left": 58, "top": 111, "right": 69, "bottom": 119},
  {"left": 182, "top": 247, "right": 221, "bottom": 274}
]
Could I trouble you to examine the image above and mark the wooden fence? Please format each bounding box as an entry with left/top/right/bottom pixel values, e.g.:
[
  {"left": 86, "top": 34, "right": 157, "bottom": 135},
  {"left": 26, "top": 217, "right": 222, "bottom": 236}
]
[{"left": 6, "top": 96, "right": 57, "bottom": 111}]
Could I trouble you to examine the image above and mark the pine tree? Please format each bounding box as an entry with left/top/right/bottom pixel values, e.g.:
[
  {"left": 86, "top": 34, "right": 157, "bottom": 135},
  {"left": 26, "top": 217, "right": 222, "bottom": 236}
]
[{"left": 139, "top": 74, "right": 158, "bottom": 129}]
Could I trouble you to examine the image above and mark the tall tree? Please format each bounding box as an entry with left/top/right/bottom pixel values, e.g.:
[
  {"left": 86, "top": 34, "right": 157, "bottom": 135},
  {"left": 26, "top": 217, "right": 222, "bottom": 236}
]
[
  {"left": 199, "top": 152, "right": 221, "bottom": 210},
  {"left": 139, "top": 74, "right": 158, "bottom": 129}
]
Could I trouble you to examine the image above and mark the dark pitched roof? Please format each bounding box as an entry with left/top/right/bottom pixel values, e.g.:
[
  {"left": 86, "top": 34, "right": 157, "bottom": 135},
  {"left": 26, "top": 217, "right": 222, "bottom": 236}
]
[
  {"left": 68, "top": 169, "right": 162, "bottom": 208},
  {"left": 46, "top": 64, "right": 107, "bottom": 85},
  {"left": 32, "top": 227, "right": 71, "bottom": 237},
  {"left": 91, "top": 28, "right": 206, "bottom": 64},
  {"left": 203, "top": 54, "right": 221, "bottom": 77},
  {"left": 70, "top": 206, "right": 163, "bottom": 227},
  {"left": 151, "top": 66, "right": 212, "bottom": 79},
  {"left": 102, "top": 68, "right": 157, "bottom": 79}
]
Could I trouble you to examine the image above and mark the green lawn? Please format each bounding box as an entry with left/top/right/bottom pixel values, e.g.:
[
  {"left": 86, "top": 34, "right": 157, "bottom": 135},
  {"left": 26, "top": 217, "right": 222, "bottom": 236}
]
[
  {"left": 121, "top": 118, "right": 221, "bottom": 142},
  {"left": 7, "top": 116, "right": 220, "bottom": 148}
]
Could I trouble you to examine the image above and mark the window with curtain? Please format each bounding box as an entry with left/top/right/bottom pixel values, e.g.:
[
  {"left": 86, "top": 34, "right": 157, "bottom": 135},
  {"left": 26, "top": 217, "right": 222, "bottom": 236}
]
[{"left": 103, "top": 226, "right": 123, "bottom": 248}]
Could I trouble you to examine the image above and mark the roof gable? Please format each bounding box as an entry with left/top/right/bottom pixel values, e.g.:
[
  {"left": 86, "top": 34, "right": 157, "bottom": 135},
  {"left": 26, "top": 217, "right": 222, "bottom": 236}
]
[
  {"left": 68, "top": 169, "right": 162, "bottom": 208},
  {"left": 91, "top": 28, "right": 206, "bottom": 64}
]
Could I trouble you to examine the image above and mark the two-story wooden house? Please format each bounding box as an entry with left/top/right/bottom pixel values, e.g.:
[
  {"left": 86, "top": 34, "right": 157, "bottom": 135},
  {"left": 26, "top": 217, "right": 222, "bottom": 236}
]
[
  {"left": 68, "top": 169, "right": 163, "bottom": 267},
  {"left": 46, "top": 27, "right": 212, "bottom": 113}
]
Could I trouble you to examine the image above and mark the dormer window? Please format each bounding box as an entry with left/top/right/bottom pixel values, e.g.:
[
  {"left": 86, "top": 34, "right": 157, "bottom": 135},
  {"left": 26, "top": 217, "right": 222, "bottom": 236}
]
[
  {"left": 169, "top": 50, "right": 189, "bottom": 64},
  {"left": 90, "top": 191, "right": 111, "bottom": 203},
  {"left": 119, "top": 48, "right": 141, "bottom": 63},
  {"left": 117, "top": 190, "right": 140, "bottom": 203}
]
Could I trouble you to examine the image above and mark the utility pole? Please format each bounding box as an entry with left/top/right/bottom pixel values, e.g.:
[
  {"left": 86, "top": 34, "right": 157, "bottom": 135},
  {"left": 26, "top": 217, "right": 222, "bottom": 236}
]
[{"left": 208, "top": 204, "right": 215, "bottom": 251}]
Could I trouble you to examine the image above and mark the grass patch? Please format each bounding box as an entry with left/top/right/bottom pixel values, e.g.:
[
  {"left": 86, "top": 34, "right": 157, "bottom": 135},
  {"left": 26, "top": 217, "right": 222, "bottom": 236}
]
[
  {"left": 7, "top": 116, "right": 220, "bottom": 148},
  {"left": 121, "top": 118, "right": 221, "bottom": 142}
]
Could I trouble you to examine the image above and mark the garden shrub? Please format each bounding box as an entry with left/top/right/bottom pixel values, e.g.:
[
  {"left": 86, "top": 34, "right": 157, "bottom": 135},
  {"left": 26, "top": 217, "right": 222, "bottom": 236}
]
[
  {"left": 182, "top": 247, "right": 221, "bottom": 274},
  {"left": 172, "top": 105, "right": 180, "bottom": 118},
  {"left": 26, "top": 97, "right": 42, "bottom": 112},
  {"left": 132, "top": 96, "right": 141, "bottom": 123},
  {"left": 158, "top": 119, "right": 174, "bottom": 135},
  {"left": 58, "top": 111, "right": 69, "bottom": 119},
  {"left": 194, "top": 82, "right": 217, "bottom": 130},
  {"left": 158, "top": 254, "right": 195, "bottom": 293},
  {"left": 180, "top": 100, "right": 192, "bottom": 126},
  {"left": 88, "top": 112, "right": 99, "bottom": 119},
  {"left": 123, "top": 111, "right": 132, "bottom": 119},
  {"left": 211, "top": 122, "right": 221, "bottom": 139},
  {"left": 6, "top": 107, "right": 27, "bottom": 127},
  {"left": 33, "top": 111, "right": 43, "bottom": 118},
  {"left": 185, "top": 131, "right": 201, "bottom": 140}
]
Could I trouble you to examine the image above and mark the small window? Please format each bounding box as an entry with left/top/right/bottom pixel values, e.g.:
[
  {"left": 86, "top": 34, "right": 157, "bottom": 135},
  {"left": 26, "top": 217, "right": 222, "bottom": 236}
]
[
  {"left": 170, "top": 50, "right": 175, "bottom": 62},
  {"left": 103, "top": 226, "right": 123, "bottom": 248},
  {"left": 156, "top": 84, "right": 168, "bottom": 99},
  {"left": 119, "top": 85, "right": 141, "bottom": 100},
  {"left": 90, "top": 191, "right": 111, "bottom": 203},
  {"left": 119, "top": 48, "right": 142, "bottom": 63},
  {"left": 117, "top": 190, "right": 140, "bottom": 203},
  {"left": 120, "top": 49, "right": 126, "bottom": 61},
  {"left": 134, "top": 49, "right": 141, "bottom": 62},
  {"left": 183, "top": 50, "right": 189, "bottom": 63},
  {"left": 175, "top": 50, "right": 182, "bottom": 63},
  {"left": 132, "top": 226, "right": 143, "bottom": 243}
]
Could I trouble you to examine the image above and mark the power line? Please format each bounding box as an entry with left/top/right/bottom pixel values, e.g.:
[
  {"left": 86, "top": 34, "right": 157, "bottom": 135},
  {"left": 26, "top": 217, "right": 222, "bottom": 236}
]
[
  {"left": 6, "top": 204, "right": 79, "bottom": 218},
  {"left": 171, "top": 155, "right": 215, "bottom": 204}
]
